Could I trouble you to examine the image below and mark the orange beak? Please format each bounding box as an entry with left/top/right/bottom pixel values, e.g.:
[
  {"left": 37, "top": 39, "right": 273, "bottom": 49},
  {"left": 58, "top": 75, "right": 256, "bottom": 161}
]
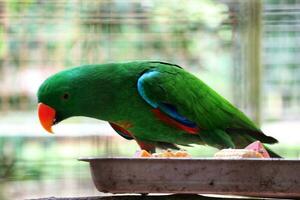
[{"left": 38, "top": 103, "right": 56, "bottom": 134}]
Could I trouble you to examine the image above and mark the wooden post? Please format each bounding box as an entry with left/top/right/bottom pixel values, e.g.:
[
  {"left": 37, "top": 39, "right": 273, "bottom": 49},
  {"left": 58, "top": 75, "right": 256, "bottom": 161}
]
[{"left": 233, "top": 0, "right": 262, "bottom": 125}]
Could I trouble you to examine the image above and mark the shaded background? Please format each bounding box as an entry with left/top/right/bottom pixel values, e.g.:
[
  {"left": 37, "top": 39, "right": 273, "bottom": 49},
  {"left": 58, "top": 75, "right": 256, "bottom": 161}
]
[{"left": 0, "top": 0, "right": 299, "bottom": 199}]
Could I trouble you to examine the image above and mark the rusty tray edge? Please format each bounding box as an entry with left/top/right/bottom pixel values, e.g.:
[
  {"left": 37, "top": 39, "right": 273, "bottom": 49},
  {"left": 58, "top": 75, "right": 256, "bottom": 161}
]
[{"left": 79, "top": 157, "right": 300, "bottom": 198}]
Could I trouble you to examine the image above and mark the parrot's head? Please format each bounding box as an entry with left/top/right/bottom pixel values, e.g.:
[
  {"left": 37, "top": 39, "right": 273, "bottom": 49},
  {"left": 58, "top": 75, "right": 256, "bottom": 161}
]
[{"left": 37, "top": 65, "right": 111, "bottom": 133}]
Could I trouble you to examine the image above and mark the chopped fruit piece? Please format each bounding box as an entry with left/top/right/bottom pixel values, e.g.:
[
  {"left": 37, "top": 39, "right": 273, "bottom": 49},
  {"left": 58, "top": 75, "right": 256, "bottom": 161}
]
[
  {"left": 135, "top": 149, "right": 190, "bottom": 158},
  {"left": 136, "top": 150, "right": 152, "bottom": 157},
  {"left": 162, "top": 150, "right": 175, "bottom": 157},
  {"left": 214, "top": 149, "right": 263, "bottom": 159},
  {"left": 152, "top": 150, "right": 174, "bottom": 157},
  {"left": 175, "top": 151, "right": 190, "bottom": 157},
  {"left": 151, "top": 153, "right": 161, "bottom": 157},
  {"left": 245, "top": 141, "right": 270, "bottom": 158},
  {"left": 152, "top": 150, "right": 190, "bottom": 158}
]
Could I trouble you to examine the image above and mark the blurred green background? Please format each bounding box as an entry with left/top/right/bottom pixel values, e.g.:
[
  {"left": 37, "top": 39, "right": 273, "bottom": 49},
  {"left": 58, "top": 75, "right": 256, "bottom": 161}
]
[{"left": 0, "top": 0, "right": 299, "bottom": 199}]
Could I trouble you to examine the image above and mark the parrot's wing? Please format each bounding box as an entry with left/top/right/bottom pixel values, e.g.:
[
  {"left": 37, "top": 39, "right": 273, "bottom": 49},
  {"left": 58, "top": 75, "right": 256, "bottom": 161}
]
[
  {"left": 137, "top": 69, "right": 278, "bottom": 145},
  {"left": 138, "top": 70, "right": 200, "bottom": 135}
]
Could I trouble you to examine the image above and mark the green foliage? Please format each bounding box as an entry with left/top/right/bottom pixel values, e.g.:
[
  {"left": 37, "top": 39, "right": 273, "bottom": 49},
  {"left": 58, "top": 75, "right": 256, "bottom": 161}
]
[
  {"left": 7, "top": 0, "right": 34, "bottom": 14},
  {"left": 1, "top": 0, "right": 235, "bottom": 113},
  {"left": 0, "top": 26, "right": 6, "bottom": 58}
]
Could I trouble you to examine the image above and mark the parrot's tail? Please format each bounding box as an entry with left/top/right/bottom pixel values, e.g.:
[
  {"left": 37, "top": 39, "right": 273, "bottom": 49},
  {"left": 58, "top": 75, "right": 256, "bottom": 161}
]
[{"left": 265, "top": 146, "right": 282, "bottom": 158}]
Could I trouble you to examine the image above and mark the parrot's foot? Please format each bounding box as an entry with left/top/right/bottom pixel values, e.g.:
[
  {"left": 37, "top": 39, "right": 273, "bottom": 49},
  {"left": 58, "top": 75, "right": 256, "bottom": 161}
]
[{"left": 135, "top": 149, "right": 190, "bottom": 158}]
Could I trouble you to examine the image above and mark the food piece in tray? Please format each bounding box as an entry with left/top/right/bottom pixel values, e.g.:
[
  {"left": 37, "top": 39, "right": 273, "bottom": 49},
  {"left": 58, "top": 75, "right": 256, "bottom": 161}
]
[
  {"left": 135, "top": 150, "right": 152, "bottom": 157},
  {"left": 174, "top": 150, "right": 190, "bottom": 157},
  {"left": 214, "top": 149, "right": 263, "bottom": 159},
  {"left": 154, "top": 150, "right": 190, "bottom": 158},
  {"left": 136, "top": 149, "right": 190, "bottom": 158},
  {"left": 245, "top": 141, "right": 270, "bottom": 158},
  {"left": 214, "top": 141, "right": 270, "bottom": 159}
]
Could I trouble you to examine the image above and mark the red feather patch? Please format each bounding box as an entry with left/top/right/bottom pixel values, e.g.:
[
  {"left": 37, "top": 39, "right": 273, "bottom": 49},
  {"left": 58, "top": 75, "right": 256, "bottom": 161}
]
[
  {"left": 152, "top": 109, "right": 199, "bottom": 134},
  {"left": 110, "top": 122, "right": 133, "bottom": 139},
  {"left": 136, "top": 140, "right": 156, "bottom": 152}
]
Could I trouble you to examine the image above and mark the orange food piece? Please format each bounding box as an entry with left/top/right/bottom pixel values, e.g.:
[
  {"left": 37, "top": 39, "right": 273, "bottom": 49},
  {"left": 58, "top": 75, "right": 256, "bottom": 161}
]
[
  {"left": 139, "top": 150, "right": 152, "bottom": 157},
  {"left": 162, "top": 150, "right": 175, "bottom": 157},
  {"left": 152, "top": 150, "right": 190, "bottom": 158},
  {"left": 175, "top": 151, "right": 189, "bottom": 157}
]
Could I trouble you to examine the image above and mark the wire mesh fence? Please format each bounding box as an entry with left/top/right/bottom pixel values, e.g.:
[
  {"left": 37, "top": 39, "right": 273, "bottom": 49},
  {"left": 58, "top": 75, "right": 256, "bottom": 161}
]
[
  {"left": 0, "top": 2, "right": 299, "bottom": 115},
  {"left": 0, "top": 0, "right": 233, "bottom": 112},
  {"left": 263, "top": 0, "right": 300, "bottom": 120}
]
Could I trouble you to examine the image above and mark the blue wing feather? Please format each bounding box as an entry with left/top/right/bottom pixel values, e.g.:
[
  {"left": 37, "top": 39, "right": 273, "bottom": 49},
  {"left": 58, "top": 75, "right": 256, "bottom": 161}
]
[
  {"left": 158, "top": 103, "right": 197, "bottom": 128},
  {"left": 137, "top": 71, "right": 159, "bottom": 108},
  {"left": 137, "top": 70, "right": 197, "bottom": 129}
]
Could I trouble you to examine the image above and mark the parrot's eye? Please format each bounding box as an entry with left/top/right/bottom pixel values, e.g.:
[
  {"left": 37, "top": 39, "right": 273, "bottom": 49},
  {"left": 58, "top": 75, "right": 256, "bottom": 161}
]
[{"left": 62, "top": 93, "right": 70, "bottom": 100}]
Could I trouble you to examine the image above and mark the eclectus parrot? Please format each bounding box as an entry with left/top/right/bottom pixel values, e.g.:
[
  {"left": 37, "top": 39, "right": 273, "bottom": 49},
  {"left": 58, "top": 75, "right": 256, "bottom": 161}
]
[{"left": 37, "top": 61, "right": 280, "bottom": 157}]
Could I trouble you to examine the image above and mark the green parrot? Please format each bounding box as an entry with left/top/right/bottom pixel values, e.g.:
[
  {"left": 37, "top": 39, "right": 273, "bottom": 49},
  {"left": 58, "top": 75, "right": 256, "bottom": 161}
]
[{"left": 37, "top": 61, "right": 280, "bottom": 157}]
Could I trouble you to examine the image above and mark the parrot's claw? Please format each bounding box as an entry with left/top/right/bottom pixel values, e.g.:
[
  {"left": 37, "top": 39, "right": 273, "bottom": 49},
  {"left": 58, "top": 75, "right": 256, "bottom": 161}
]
[{"left": 135, "top": 149, "right": 190, "bottom": 158}]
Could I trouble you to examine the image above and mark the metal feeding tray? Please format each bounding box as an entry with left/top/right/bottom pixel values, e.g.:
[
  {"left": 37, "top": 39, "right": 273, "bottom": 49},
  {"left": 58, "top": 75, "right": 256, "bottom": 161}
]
[{"left": 80, "top": 158, "right": 300, "bottom": 198}]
